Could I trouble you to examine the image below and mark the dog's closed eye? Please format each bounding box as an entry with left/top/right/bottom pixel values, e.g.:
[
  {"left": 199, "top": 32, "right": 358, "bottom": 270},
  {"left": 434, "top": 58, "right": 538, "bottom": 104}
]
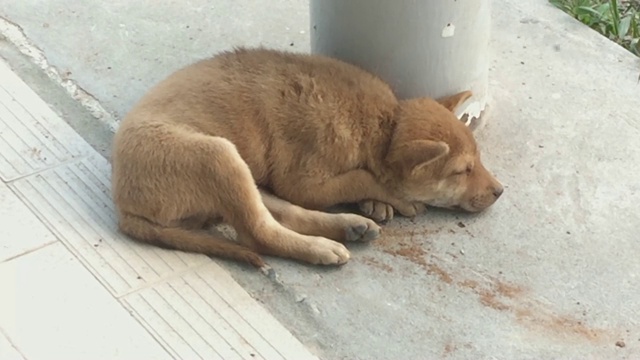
[{"left": 452, "top": 164, "right": 473, "bottom": 176}]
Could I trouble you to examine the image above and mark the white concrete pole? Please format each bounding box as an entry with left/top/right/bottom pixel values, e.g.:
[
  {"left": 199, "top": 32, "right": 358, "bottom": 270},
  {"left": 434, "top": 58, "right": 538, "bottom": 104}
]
[{"left": 310, "top": 0, "right": 491, "bottom": 128}]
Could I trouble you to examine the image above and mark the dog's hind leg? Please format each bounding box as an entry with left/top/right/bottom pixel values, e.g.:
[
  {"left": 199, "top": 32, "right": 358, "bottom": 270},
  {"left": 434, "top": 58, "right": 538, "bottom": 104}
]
[
  {"left": 260, "top": 190, "right": 381, "bottom": 243},
  {"left": 115, "top": 126, "right": 350, "bottom": 266},
  {"left": 172, "top": 135, "right": 350, "bottom": 266}
]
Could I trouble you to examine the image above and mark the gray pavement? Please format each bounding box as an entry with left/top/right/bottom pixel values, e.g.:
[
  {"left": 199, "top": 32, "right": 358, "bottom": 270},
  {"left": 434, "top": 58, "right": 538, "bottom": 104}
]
[{"left": 1, "top": 0, "right": 639, "bottom": 359}]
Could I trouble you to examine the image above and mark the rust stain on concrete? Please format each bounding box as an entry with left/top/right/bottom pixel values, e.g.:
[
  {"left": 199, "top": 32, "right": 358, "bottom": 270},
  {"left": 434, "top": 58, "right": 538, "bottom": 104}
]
[
  {"left": 367, "top": 222, "right": 617, "bottom": 344},
  {"left": 375, "top": 225, "right": 453, "bottom": 284},
  {"left": 360, "top": 256, "right": 393, "bottom": 273}
]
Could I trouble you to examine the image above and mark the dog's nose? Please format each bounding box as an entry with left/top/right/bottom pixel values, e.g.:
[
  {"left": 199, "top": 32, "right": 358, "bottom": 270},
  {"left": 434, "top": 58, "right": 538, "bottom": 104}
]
[{"left": 493, "top": 186, "right": 504, "bottom": 198}]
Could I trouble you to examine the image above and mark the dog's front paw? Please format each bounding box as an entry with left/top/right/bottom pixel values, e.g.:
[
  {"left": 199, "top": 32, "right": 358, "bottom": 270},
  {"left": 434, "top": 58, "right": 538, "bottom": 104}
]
[
  {"left": 358, "top": 200, "right": 394, "bottom": 223},
  {"left": 343, "top": 214, "right": 381, "bottom": 242},
  {"left": 395, "top": 201, "right": 427, "bottom": 218}
]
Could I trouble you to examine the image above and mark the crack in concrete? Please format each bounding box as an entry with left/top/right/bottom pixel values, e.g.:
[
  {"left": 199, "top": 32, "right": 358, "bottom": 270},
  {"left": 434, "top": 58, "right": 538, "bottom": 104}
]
[{"left": 0, "top": 15, "right": 119, "bottom": 133}]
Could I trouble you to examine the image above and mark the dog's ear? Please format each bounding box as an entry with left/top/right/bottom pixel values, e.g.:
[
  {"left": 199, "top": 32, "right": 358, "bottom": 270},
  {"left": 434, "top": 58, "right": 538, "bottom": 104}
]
[
  {"left": 436, "top": 91, "right": 473, "bottom": 113},
  {"left": 387, "top": 140, "right": 450, "bottom": 174}
]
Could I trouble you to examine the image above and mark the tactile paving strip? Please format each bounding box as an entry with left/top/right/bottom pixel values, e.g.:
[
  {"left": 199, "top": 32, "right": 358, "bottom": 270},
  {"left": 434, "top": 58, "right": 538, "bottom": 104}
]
[
  {"left": 0, "top": 61, "right": 90, "bottom": 181},
  {"left": 124, "top": 262, "right": 317, "bottom": 360},
  {"left": 10, "top": 155, "right": 209, "bottom": 297}
]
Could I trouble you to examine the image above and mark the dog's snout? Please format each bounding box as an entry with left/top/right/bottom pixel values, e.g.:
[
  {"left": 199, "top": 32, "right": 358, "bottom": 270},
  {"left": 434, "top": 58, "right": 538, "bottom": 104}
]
[{"left": 493, "top": 185, "right": 504, "bottom": 199}]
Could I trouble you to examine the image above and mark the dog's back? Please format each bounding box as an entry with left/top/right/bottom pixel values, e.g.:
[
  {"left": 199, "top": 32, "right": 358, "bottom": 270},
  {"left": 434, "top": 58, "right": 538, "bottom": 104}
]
[{"left": 117, "top": 48, "right": 399, "bottom": 189}]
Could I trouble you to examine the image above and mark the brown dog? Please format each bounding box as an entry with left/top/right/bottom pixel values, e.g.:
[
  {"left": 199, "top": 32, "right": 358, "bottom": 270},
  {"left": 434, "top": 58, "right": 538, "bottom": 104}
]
[{"left": 111, "top": 47, "right": 503, "bottom": 269}]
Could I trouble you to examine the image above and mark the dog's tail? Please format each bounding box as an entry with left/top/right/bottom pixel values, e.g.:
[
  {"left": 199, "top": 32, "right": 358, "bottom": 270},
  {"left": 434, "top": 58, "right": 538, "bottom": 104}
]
[{"left": 118, "top": 212, "right": 266, "bottom": 269}]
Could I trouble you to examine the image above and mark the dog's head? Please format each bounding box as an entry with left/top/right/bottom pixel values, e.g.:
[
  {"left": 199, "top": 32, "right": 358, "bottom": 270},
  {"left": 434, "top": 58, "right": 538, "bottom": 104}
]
[{"left": 383, "top": 91, "right": 503, "bottom": 212}]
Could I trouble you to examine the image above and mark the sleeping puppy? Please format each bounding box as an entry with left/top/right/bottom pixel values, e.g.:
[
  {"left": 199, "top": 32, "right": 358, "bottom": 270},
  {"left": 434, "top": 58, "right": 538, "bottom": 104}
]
[{"left": 111, "top": 47, "right": 503, "bottom": 268}]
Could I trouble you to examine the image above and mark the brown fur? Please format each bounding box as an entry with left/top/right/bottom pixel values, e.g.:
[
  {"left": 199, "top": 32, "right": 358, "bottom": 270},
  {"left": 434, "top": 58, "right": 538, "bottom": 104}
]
[{"left": 111, "top": 47, "right": 503, "bottom": 268}]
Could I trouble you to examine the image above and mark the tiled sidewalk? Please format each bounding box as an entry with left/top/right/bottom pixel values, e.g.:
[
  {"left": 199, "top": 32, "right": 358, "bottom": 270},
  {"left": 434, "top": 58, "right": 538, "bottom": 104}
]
[{"left": 0, "top": 57, "right": 318, "bottom": 360}]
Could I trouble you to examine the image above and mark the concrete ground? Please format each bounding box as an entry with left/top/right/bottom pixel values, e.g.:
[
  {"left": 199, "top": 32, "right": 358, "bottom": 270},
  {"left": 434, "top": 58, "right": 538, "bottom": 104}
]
[{"left": 1, "top": 0, "right": 639, "bottom": 359}]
